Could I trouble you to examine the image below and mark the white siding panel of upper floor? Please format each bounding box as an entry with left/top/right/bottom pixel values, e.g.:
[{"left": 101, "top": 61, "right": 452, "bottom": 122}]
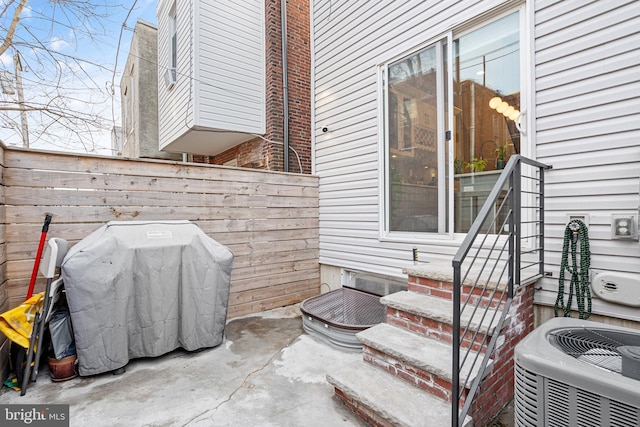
[
  {"left": 195, "top": 0, "right": 265, "bottom": 133},
  {"left": 157, "top": 0, "right": 194, "bottom": 148},
  {"left": 533, "top": 0, "right": 640, "bottom": 310},
  {"left": 313, "top": 0, "right": 513, "bottom": 277}
]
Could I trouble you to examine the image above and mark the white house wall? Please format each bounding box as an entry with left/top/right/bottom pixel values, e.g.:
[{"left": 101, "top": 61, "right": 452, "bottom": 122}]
[
  {"left": 313, "top": 0, "right": 640, "bottom": 319},
  {"left": 195, "top": 0, "right": 265, "bottom": 133},
  {"left": 157, "top": 0, "right": 265, "bottom": 153},
  {"left": 313, "top": 0, "right": 520, "bottom": 278},
  {"left": 533, "top": 0, "right": 640, "bottom": 319}
]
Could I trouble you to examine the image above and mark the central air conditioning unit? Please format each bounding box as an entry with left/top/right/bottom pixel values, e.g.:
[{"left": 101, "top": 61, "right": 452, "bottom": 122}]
[
  {"left": 164, "top": 67, "right": 177, "bottom": 89},
  {"left": 514, "top": 317, "right": 640, "bottom": 427}
]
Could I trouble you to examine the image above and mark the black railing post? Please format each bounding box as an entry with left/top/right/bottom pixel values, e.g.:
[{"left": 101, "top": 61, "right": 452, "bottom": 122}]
[
  {"left": 452, "top": 262, "right": 461, "bottom": 427},
  {"left": 538, "top": 164, "right": 546, "bottom": 277},
  {"left": 512, "top": 160, "right": 521, "bottom": 298}
]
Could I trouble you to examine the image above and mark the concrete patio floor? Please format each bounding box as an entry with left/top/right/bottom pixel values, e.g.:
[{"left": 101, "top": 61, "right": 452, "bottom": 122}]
[
  {"left": 1, "top": 305, "right": 366, "bottom": 427},
  {"left": 1, "top": 304, "right": 515, "bottom": 427}
]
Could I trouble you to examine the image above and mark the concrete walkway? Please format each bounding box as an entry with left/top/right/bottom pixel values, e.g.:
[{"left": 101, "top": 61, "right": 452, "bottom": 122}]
[{"left": 1, "top": 305, "right": 366, "bottom": 427}]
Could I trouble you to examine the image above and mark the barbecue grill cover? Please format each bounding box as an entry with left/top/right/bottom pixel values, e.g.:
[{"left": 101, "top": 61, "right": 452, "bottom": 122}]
[{"left": 61, "top": 220, "right": 234, "bottom": 376}]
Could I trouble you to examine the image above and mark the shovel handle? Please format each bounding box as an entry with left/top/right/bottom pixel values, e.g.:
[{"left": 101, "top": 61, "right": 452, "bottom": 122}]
[
  {"left": 42, "top": 214, "right": 52, "bottom": 232},
  {"left": 25, "top": 214, "right": 53, "bottom": 299}
]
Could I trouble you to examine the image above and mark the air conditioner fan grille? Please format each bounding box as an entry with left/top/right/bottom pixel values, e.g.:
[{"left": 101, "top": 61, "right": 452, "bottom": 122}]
[{"left": 549, "top": 328, "right": 640, "bottom": 373}]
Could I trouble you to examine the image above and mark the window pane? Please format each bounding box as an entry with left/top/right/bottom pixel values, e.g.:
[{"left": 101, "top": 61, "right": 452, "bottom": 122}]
[
  {"left": 169, "top": 6, "right": 177, "bottom": 69},
  {"left": 453, "top": 12, "right": 520, "bottom": 233},
  {"left": 171, "top": 33, "right": 177, "bottom": 68},
  {"left": 388, "top": 45, "right": 440, "bottom": 232}
]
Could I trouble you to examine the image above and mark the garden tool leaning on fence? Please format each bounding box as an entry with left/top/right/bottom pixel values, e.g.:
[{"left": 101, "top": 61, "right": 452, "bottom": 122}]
[
  {"left": 26, "top": 214, "right": 53, "bottom": 299},
  {"left": 0, "top": 237, "right": 68, "bottom": 395}
]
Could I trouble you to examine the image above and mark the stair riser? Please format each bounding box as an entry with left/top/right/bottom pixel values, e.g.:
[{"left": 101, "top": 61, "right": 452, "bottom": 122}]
[
  {"left": 334, "top": 388, "right": 396, "bottom": 427},
  {"left": 386, "top": 308, "right": 490, "bottom": 353},
  {"left": 362, "top": 345, "right": 469, "bottom": 404},
  {"left": 408, "top": 277, "right": 506, "bottom": 310}
]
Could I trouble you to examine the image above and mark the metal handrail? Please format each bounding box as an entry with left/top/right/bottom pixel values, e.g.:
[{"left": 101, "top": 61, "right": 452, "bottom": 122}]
[{"left": 451, "top": 155, "right": 551, "bottom": 426}]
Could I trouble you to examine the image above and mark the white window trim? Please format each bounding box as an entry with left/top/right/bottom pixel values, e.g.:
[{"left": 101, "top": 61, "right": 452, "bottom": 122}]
[{"left": 378, "top": 34, "right": 452, "bottom": 244}]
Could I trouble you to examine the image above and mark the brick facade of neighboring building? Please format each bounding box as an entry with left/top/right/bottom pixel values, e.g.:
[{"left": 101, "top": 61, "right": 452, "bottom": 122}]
[{"left": 196, "top": 0, "right": 311, "bottom": 174}]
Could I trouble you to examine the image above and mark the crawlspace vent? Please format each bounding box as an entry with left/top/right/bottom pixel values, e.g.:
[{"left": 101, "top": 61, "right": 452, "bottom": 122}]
[{"left": 549, "top": 328, "right": 640, "bottom": 373}]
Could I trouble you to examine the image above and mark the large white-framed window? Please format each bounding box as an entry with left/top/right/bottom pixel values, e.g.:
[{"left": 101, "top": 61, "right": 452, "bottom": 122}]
[{"left": 381, "top": 7, "right": 527, "bottom": 238}]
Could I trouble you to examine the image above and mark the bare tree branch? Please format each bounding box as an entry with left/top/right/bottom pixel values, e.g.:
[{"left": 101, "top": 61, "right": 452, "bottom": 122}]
[
  {"left": 0, "top": 0, "right": 27, "bottom": 57},
  {"left": 0, "top": 1, "right": 134, "bottom": 154}
]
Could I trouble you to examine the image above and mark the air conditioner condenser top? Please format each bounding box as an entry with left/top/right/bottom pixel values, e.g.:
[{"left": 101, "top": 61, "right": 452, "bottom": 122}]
[{"left": 515, "top": 317, "right": 640, "bottom": 409}]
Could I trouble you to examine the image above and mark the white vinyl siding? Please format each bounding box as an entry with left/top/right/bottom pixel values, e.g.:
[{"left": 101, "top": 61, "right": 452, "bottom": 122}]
[
  {"left": 196, "top": 1, "right": 264, "bottom": 132},
  {"left": 532, "top": 0, "right": 640, "bottom": 319},
  {"left": 157, "top": 0, "right": 265, "bottom": 154}
]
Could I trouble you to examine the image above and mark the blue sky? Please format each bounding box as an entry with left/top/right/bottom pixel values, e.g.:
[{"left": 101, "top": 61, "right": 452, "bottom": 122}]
[{"left": 0, "top": 0, "right": 158, "bottom": 155}]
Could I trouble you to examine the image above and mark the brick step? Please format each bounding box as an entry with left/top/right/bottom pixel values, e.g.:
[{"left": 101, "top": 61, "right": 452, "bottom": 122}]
[
  {"left": 381, "top": 291, "right": 507, "bottom": 349},
  {"left": 327, "top": 360, "right": 473, "bottom": 427},
  {"left": 357, "top": 323, "right": 491, "bottom": 402},
  {"left": 404, "top": 261, "right": 508, "bottom": 310}
]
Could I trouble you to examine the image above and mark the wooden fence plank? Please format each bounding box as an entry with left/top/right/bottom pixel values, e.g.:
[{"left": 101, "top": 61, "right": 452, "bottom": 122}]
[
  {"left": 6, "top": 205, "right": 317, "bottom": 224},
  {"left": 231, "top": 266, "right": 319, "bottom": 291},
  {"left": 5, "top": 187, "right": 318, "bottom": 209},
  {"left": 229, "top": 280, "right": 318, "bottom": 306},
  {"left": 5, "top": 149, "right": 316, "bottom": 187},
  {"left": 4, "top": 168, "right": 318, "bottom": 198},
  {"left": 5, "top": 217, "right": 318, "bottom": 243},
  {"left": 228, "top": 287, "right": 318, "bottom": 319}
]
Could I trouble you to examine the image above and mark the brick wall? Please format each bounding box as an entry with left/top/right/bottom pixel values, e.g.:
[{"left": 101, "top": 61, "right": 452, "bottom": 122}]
[
  {"left": 470, "top": 282, "right": 535, "bottom": 427},
  {"left": 207, "top": 0, "right": 311, "bottom": 174},
  {"left": 284, "top": 0, "right": 311, "bottom": 173}
]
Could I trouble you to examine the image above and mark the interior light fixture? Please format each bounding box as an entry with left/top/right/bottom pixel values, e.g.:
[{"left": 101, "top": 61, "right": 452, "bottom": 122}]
[
  {"left": 489, "top": 97, "right": 502, "bottom": 109},
  {"left": 489, "top": 96, "right": 520, "bottom": 122},
  {"left": 503, "top": 106, "right": 515, "bottom": 117}
]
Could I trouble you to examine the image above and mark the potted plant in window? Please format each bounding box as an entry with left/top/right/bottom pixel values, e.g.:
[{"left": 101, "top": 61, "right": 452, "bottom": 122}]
[
  {"left": 495, "top": 143, "right": 508, "bottom": 170},
  {"left": 464, "top": 157, "right": 487, "bottom": 173},
  {"left": 454, "top": 158, "right": 463, "bottom": 175}
]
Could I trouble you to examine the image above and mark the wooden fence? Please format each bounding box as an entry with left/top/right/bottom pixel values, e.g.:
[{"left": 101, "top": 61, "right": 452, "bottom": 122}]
[{"left": 0, "top": 144, "right": 319, "bottom": 379}]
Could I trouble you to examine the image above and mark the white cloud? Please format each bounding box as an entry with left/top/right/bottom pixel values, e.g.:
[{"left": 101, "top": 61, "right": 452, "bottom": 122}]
[
  {"left": 21, "top": 5, "right": 32, "bottom": 18},
  {"left": 49, "top": 37, "right": 71, "bottom": 51},
  {"left": 0, "top": 52, "right": 12, "bottom": 67}
]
